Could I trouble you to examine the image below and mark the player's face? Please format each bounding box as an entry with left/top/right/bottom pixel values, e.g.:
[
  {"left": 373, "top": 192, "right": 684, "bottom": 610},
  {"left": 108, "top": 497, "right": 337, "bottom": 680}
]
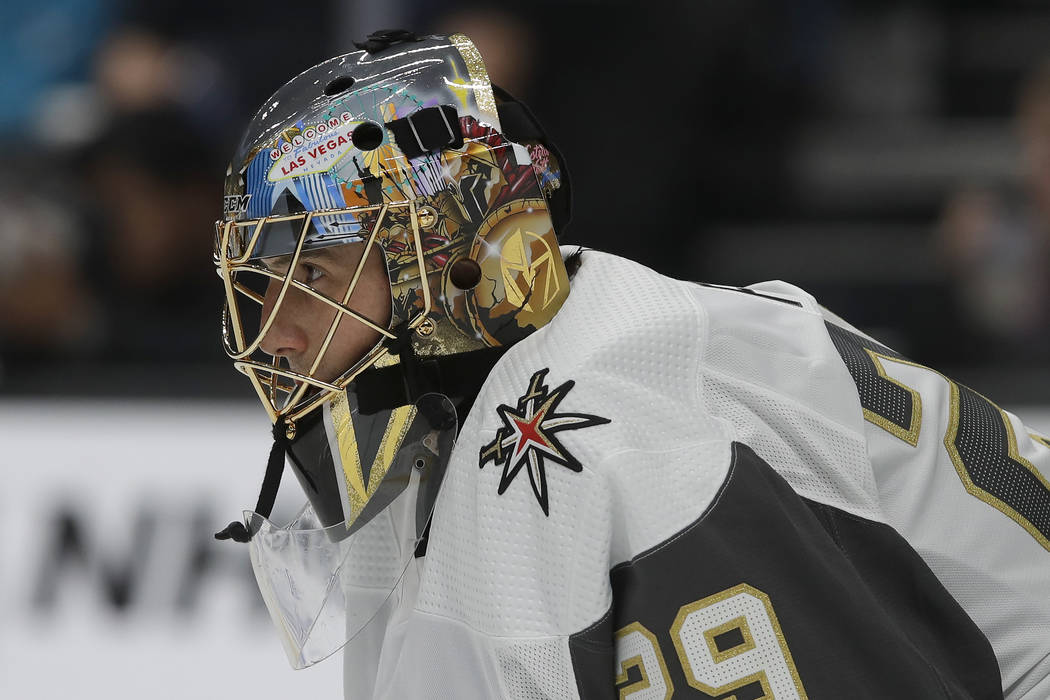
[{"left": 258, "top": 242, "right": 391, "bottom": 382}]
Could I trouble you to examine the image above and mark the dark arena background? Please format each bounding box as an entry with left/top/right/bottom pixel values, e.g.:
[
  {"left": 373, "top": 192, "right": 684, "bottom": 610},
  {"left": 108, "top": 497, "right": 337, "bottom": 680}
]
[{"left": 2, "top": 1, "right": 1049, "bottom": 697}]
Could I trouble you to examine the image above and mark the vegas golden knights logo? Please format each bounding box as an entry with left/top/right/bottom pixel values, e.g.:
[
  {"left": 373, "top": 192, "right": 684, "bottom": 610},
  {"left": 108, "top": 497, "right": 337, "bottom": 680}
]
[
  {"left": 479, "top": 369, "right": 609, "bottom": 515},
  {"left": 500, "top": 230, "right": 562, "bottom": 313}
]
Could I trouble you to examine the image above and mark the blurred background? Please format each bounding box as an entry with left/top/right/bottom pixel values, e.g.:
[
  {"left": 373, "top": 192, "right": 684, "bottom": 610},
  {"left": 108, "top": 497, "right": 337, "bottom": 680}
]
[{"left": 2, "top": 0, "right": 1049, "bottom": 697}]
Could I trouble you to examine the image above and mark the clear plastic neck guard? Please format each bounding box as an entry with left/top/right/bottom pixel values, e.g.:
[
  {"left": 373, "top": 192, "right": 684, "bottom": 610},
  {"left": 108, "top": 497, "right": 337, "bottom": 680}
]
[{"left": 244, "top": 392, "right": 456, "bottom": 669}]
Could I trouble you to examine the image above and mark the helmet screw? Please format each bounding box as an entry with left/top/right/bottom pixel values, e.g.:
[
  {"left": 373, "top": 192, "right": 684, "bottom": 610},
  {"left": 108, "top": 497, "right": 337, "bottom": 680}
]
[
  {"left": 416, "top": 206, "right": 437, "bottom": 229},
  {"left": 284, "top": 419, "right": 297, "bottom": 441},
  {"left": 416, "top": 318, "right": 436, "bottom": 336},
  {"left": 351, "top": 120, "right": 384, "bottom": 151},
  {"left": 449, "top": 258, "right": 482, "bottom": 290}
]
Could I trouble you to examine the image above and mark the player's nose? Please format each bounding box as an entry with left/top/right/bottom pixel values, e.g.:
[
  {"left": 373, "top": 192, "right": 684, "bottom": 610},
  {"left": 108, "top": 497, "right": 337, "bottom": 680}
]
[{"left": 259, "top": 278, "right": 308, "bottom": 358}]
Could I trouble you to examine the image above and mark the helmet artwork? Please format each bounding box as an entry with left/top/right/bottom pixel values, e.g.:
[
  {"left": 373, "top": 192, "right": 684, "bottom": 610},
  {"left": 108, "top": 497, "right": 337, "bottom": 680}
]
[{"left": 215, "top": 31, "right": 570, "bottom": 432}]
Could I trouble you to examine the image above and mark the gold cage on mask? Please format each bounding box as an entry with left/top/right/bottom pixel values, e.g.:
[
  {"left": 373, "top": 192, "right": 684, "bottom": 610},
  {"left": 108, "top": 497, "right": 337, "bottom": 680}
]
[{"left": 215, "top": 198, "right": 434, "bottom": 427}]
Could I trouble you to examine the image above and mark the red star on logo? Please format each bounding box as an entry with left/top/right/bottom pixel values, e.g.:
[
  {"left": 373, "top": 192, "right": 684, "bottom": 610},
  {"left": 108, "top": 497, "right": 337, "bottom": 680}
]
[{"left": 510, "top": 405, "right": 557, "bottom": 462}]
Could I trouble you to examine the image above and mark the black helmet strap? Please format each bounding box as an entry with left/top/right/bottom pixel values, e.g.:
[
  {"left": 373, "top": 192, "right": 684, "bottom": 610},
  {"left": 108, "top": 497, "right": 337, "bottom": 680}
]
[
  {"left": 386, "top": 105, "right": 464, "bottom": 159},
  {"left": 360, "top": 332, "right": 509, "bottom": 419},
  {"left": 214, "top": 420, "right": 297, "bottom": 543}
]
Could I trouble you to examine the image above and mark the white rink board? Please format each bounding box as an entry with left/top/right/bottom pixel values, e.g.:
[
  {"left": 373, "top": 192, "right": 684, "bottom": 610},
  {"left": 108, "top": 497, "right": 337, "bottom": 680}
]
[
  {"left": 0, "top": 400, "right": 343, "bottom": 700},
  {"left": 1, "top": 399, "right": 1047, "bottom": 700}
]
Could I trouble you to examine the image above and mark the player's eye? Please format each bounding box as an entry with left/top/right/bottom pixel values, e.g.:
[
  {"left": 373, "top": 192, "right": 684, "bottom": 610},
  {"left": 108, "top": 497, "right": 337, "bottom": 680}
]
[{"left": 296, "top": 263, "right": 325, "bottom": 284}]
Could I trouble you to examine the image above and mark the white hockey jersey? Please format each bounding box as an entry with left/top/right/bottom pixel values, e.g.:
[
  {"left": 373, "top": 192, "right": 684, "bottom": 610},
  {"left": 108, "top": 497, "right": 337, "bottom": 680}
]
[{"left": 343, "top": 250, "right": 1050, "bottom": 699}]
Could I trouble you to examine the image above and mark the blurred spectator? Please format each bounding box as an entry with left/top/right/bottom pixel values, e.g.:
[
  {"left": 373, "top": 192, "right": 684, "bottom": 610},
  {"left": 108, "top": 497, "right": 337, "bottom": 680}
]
[
  {"left": 936, "top": 58, "right": 1050, "bottom": 365},
  {"left": 0, "top": 106, "right": 225, "bottom": 389},
  {"left": 0, "top": 159, "right": 101, "bottom": 365},
  {"left": 94, "top": 28, "right": 184, "bottom": 112},
  {"left": 78, "top": 106, "right": 224, "bottom": 363}
]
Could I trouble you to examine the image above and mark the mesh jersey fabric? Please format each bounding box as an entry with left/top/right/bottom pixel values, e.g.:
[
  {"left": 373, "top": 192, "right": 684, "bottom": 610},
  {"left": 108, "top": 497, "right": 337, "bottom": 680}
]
[{"left": 340, "top": 249, "right": 1047, "bottom": 699}]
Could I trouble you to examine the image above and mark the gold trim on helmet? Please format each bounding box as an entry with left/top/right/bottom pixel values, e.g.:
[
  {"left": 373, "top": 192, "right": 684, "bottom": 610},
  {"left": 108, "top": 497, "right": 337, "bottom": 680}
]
[{"left": 448, "top": 33, "right": 498, "bottom": 125}]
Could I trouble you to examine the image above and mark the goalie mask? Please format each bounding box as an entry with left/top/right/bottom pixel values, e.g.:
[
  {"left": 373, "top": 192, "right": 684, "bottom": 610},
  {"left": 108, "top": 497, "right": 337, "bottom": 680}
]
[{"left": 213, "top": 31, "right": 571, "bottom": 668}]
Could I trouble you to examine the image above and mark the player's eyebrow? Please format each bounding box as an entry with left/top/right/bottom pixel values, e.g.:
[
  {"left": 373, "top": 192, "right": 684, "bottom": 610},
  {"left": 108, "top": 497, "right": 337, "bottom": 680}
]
[{"left": 260, "top": 247, "right": 338, "bottom": 272}]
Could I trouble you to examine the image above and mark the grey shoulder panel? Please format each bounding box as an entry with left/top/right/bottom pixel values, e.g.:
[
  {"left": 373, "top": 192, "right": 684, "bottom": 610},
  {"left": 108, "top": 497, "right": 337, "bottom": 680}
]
[{"left": 569, "top": 442, "right": 1002, "bottom": 699}]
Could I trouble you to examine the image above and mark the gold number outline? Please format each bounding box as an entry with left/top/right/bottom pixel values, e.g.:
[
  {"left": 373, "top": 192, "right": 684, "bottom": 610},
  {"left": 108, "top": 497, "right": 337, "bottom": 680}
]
[
  {"left": 855, "top": 352, "right": 1050, "bottom": 553},
  {"left": 669, "top": 583, "right": 808, "bottom": 699},
  {"left": 860, "top": 348, "right": 923, "bottom": 446},
  {"left": 614, "top": 622, "right": 674, "bottom": 700},
  {"left": 943, "top": 381, "right": 1050, "bottom": 552},
  {"left": 704, "top": 615, "right": 756, "bottom": 665}
]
